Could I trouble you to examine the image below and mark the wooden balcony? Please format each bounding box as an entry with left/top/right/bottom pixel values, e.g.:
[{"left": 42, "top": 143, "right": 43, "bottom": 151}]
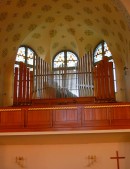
[{"left": 0, "top": 102, "right": 130, "bottom": 132}]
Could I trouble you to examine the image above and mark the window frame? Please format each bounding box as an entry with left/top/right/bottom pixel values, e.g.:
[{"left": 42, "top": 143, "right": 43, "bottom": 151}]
[
  {"left": 93, "top": 40, "right": 112, "bottom": 65},
  {"left": 15, "top": 45, "right": 38, "bottom": 71},
  {"left": 52, "top": 50, "right": 79, "bottom": 70}
]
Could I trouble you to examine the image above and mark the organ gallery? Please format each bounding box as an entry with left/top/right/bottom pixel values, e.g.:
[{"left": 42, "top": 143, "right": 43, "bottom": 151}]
[{"left": 0, "top": 1, "right": 130, "bottom": 169}]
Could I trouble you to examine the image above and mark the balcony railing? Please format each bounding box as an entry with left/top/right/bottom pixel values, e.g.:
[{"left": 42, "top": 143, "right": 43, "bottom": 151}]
[{"left": 0, "top": 102, "right": 130, "bottom": 132}]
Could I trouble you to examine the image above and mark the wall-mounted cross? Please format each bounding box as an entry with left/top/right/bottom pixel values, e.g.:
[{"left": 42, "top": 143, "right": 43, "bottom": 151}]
[{"left": 110, "top": 151, "right": 125, "bottom": 169}]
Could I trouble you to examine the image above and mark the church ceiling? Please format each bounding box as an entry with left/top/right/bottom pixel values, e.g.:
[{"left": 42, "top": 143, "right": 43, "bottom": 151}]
[{"left": 0, "top": 0, "right": 130, "bottom": 70}]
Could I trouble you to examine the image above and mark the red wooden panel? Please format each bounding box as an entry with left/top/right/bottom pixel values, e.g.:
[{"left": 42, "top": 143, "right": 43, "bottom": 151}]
[
  {"left": 26, "top": 68, "right": 30, "bottom": 103},
  {"left": 110, "top": 106, "right": 130, "bottom": 126},
  {"left": 26, "top": 108, "right": 52, "bottom": 128},
  {"left": 0, "top": 109, "right": 24, "bottom": 128},
  {"left": 108, "top": 63, "right": 115, "bottom": 99},
  {"left": 32, "top": 97, "right": 95, "bottom": 105},
  {"left": 82, "top": 107, "right": 110, "bottom": 127},
  {"left": 30, "top": 71, "right": 33, "bottom": 101},
  {"left": 13, "top": 67, "right": 18, "bottom": 105},
  {"left": 93, "top": 57, "right": 115, "bottom": 102},
  {"left": 0, "top": 104, "right": 130, "bottom": 132},
  {"left": 22, "top": 64, "right": 26, "bottom": 103},
  {"left": 18, "top": 62, "right": 23, "bottom": 103},
  {"left": 53, "top": 107, "right": 81, "bottom": 128}
]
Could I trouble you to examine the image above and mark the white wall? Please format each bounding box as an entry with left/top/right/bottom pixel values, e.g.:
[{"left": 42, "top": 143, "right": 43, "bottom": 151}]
[{"left": 0, "top": 143, "right": 129, "bottom": 169}]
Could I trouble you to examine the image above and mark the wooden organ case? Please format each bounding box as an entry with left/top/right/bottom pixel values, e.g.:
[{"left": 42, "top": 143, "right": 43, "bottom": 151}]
[
  {"left": 13, "top": 52, "right": 115, "bottom": 106},
  {"left": 93, "top": 57, "right": 115, "bottom": 102}
]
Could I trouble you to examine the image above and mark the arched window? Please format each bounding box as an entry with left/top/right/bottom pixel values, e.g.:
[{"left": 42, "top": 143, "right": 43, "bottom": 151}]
[
  {"left": 53, "top": 51, "right": 78, "bottom": 68},
  {"left": 52, "top": 51, "right": 79, "bottom": 97},
  {"left": 94, "top": 41, "right": 112, "bottom": 64},
  {"left": 94, "top": 41, "right": 117, "bottom": 92},
  {"left": 15, "top": 46, "right": 37, "bottom": 71}
]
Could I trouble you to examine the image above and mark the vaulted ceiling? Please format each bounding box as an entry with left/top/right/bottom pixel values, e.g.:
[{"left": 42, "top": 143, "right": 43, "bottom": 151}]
[{"left": 0, "top": 0, "right": 130, "bottom": 70}]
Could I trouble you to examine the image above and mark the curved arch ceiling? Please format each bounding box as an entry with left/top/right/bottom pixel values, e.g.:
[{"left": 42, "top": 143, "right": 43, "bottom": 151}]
[{"left": 0, "top": 0, "right": 130, "bottom": 68}]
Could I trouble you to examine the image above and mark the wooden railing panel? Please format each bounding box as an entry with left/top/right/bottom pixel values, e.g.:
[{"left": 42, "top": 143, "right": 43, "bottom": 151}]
[
  {"left": 0, "top": 103, "right": 130, "bottom": 131},
  {"left": 110, "top": 106, "right": 130, "bottom": 126},
  {"left": 82, "top": 107, "right": 110, "bottom": 127},
  {"left": 53, "top": 107, "right": 81, "bottom": 128},
  {"left": 0, "top": 109, "right": 24, "bottom": 128},
  {"left": 26, "top": 108, "right": 52, "bottom": 128}
]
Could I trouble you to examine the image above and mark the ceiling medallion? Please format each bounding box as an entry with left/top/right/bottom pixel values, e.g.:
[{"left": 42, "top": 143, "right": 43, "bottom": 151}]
[
  {"left": 62, "top": 3, "right": 73, "bottom": 9},
  {"left": 64, "top": 15, "right": 74, "bottom": 22}
]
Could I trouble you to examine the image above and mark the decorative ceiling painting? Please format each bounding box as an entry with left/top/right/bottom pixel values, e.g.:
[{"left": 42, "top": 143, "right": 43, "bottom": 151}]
[{"left": 0, "top": 0, "right": 130, "bottom": 70}]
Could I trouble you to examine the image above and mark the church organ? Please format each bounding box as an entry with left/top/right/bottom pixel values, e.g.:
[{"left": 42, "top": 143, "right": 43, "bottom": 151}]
[{"left": 13, "top": 51, "right": 115, "bottom": 105}]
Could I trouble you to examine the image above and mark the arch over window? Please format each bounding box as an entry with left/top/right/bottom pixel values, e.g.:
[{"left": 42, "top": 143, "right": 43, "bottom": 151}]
[
  {"left": 52, "top": 50, "right": 79, "bottom": 97},
  {"left": 94, "top": 41, "right": 117, "bottom": 92}
]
